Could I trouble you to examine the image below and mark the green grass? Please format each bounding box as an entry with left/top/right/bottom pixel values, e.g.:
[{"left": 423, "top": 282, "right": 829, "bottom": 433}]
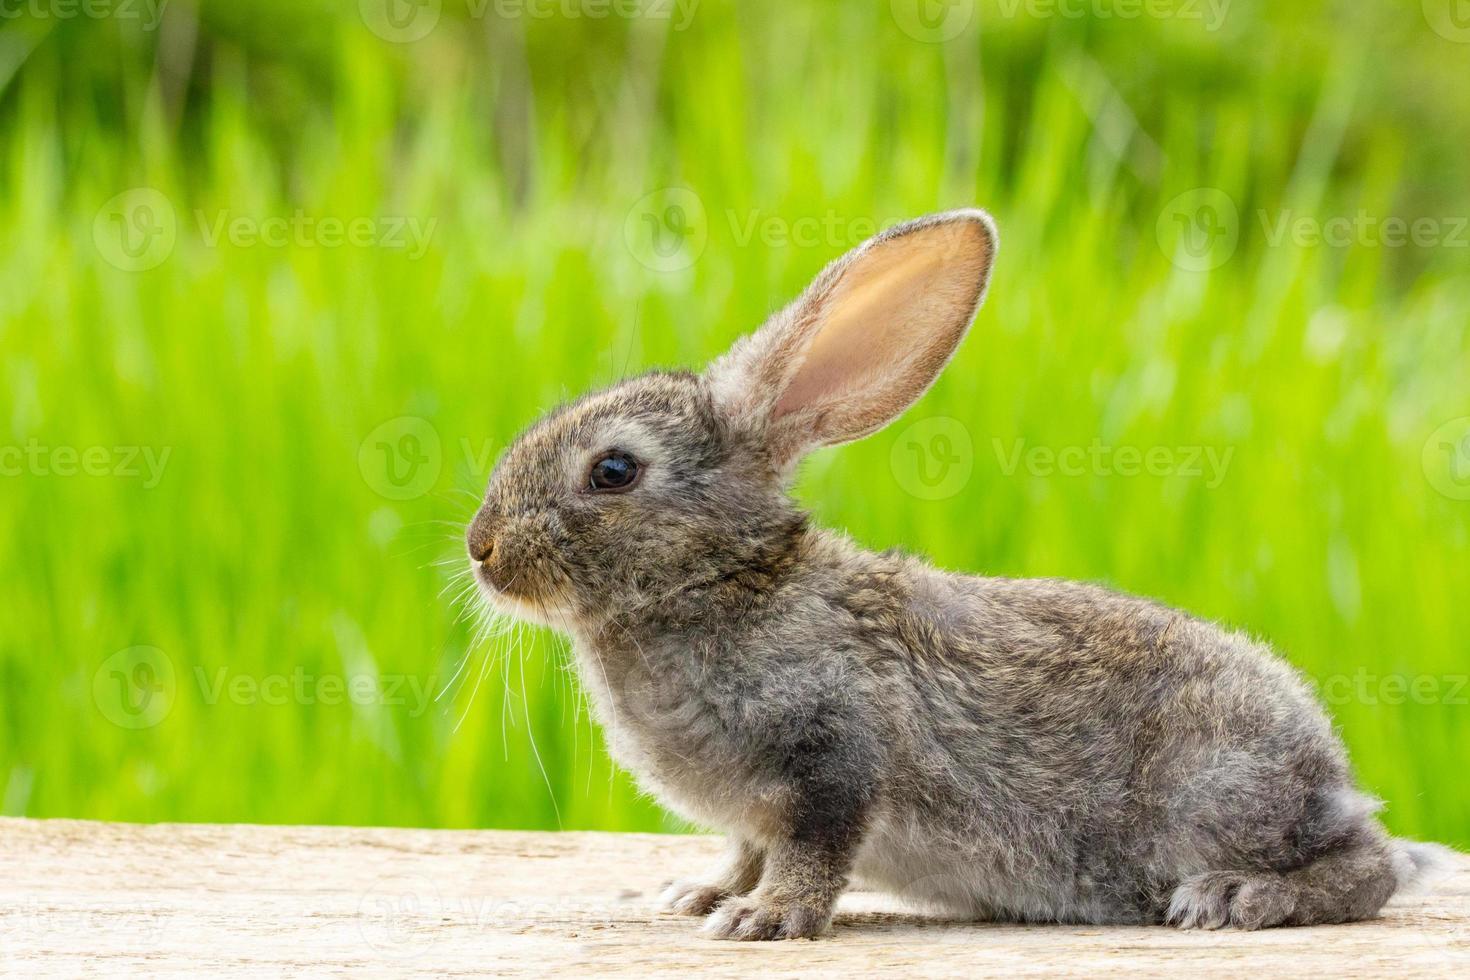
[{"left": 1, "top": 2, "right": 1467, "bottom": 846}]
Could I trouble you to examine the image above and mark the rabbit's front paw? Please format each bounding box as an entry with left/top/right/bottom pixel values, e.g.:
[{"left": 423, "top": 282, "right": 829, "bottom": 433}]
[
  {"left": 701, "top": 895, "right": 829, "bottom": 941},
  {"left": 658, "top": 878, "right": 729, "bottom": 916},
  {"left": 1166, "top": 871, "right": 1293, "bottom": 930}
]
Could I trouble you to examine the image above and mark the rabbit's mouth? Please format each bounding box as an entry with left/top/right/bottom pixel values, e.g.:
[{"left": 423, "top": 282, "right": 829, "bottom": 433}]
[{"left": 473, "top": 561, "right": 572, "bottom": 629}]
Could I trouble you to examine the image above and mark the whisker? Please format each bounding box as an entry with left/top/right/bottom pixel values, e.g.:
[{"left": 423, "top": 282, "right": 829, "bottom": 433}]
[
  {"left": 520, "top": 644, "right": 563, "bottom": 830},
  {"left": 453, "top": 597, "right": 513, "bottom": 731}
]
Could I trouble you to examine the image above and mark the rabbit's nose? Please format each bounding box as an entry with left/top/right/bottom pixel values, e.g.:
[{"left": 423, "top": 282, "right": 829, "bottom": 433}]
[
  {"left": 466, "top": 508, "right": 499, "bottom": 563},
  {"left": 470, "top": 536, "right": 495, "bottom": 564}
]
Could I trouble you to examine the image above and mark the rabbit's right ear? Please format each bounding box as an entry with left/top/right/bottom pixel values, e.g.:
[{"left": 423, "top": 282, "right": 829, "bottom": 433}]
[{"left": 705, "top": 209, "right": 997, "bottom": 474}]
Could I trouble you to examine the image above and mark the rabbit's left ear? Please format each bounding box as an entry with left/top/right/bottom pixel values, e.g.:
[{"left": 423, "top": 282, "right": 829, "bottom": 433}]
[{"left": 706, "top": 209, "right": 997, "bottom": 471}]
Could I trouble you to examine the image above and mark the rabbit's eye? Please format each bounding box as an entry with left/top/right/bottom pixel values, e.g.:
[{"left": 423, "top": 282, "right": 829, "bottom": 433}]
[{"left": 588, "top": 451, "right": 640, "bottom": 493}]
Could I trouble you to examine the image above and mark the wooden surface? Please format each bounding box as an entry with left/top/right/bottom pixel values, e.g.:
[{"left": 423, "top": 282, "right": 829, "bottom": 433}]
[{"left": 1, "top": 818, "right": 1466, "bottom": 977}]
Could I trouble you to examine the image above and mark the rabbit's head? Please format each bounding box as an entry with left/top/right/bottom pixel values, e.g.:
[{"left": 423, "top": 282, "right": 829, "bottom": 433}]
[{"left": 467, "top": 210, "right": 997, "bottom": 629}]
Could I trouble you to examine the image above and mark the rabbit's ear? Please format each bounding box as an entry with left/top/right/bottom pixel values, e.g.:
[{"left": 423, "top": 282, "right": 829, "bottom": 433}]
[{"left": 706, "top": 209, "right": 997, "bottom": 470}]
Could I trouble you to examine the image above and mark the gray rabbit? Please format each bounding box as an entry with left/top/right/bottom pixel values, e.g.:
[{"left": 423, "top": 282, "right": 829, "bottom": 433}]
[{"left": 466, "top": 210, "right": 1447, "bottom": 940}]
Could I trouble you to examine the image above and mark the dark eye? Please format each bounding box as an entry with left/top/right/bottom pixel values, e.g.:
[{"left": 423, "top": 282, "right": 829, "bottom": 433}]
[{"left": 588, "top": 452, "right": 640, "bottom": 492}]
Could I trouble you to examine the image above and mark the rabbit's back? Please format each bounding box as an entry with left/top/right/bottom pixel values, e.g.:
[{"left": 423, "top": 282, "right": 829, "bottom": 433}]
[{"left": 847, "top": 559, "right": 1362, "bottom": 921}]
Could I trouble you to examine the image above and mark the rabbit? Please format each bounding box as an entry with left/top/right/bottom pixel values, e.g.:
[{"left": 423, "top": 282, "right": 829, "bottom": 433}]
[{"left": 465, "top": 209, "right": 1449, "bottom": 940}]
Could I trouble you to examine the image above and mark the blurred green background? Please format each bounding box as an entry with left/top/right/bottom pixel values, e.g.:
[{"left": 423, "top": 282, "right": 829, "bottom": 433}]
[{"left": 1, "top": 1, "right": 1467, "bottom": 846}]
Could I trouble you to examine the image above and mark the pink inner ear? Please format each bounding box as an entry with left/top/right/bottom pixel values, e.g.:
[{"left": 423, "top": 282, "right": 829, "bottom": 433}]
[{"left": 772, "top": 226, "right": 986, "bottom": 423}]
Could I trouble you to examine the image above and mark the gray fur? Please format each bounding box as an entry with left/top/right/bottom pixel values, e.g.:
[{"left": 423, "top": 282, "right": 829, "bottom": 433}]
[{"left": 467, "top": 210, "right": 1445, "bottom": 940}]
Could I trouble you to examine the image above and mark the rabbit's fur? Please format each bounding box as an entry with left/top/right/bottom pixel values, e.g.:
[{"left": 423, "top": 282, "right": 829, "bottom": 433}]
[{"left": 468, "top": 210, "right": 1446, "bottom": 940}]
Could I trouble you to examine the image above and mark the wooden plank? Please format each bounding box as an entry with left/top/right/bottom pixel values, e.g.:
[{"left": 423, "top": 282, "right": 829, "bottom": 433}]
[{"left": 1, "top": 817, "right": 1466, "bottom": 977}]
